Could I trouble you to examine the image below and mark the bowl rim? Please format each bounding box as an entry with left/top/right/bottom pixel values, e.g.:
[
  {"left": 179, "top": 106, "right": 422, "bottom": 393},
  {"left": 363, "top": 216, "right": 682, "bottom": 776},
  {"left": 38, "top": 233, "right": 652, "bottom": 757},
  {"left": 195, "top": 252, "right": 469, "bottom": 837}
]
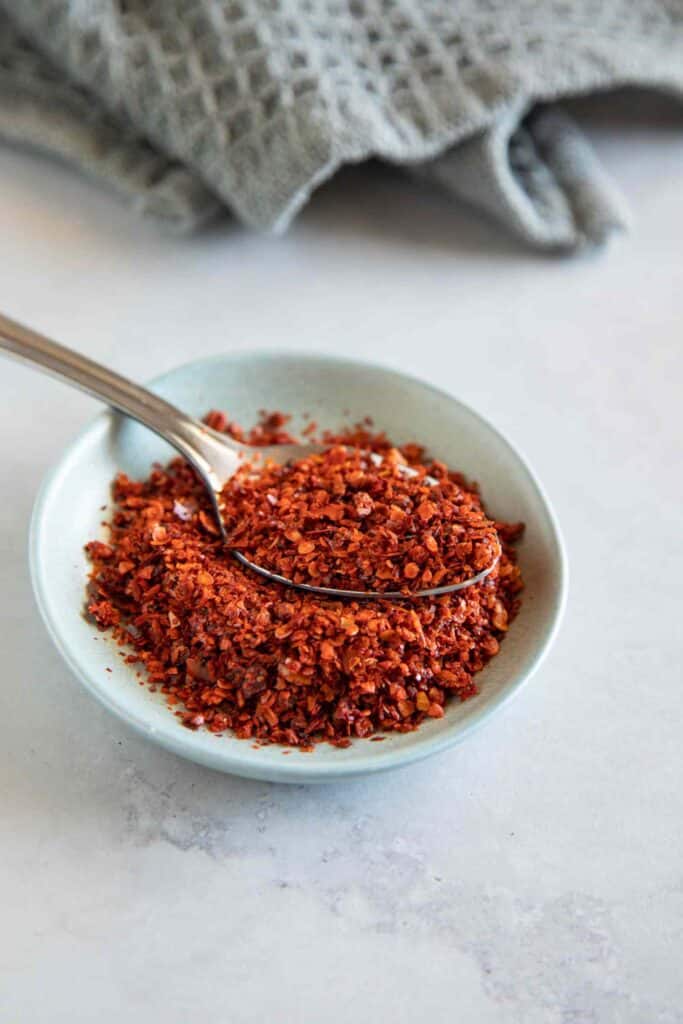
[{"left": 29, "top": 349, "right": 568, "bottom": 782}]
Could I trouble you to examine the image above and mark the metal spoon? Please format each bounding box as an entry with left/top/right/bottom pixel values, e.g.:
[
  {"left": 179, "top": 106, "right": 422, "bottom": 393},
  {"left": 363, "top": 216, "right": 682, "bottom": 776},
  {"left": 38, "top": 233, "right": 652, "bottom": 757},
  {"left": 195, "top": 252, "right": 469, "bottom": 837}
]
[{"left": 0, "top": 312, "right": 499, "bottom": 599}]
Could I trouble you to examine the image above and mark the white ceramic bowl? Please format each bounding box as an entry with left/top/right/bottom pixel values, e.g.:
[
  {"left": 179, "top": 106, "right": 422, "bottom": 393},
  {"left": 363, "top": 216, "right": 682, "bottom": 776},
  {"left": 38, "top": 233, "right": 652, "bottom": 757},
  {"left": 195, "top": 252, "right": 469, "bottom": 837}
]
[{"left": 30, "top": 352, "right": 567, "bottom": 783}]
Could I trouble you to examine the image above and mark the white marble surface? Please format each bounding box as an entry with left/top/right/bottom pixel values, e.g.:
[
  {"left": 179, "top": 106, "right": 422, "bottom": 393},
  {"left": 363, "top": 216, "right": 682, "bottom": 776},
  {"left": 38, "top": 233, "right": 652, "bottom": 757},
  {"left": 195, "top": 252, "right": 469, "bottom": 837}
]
[{"left": 1, "top": 104, "right": 683, "bottom": 1023}]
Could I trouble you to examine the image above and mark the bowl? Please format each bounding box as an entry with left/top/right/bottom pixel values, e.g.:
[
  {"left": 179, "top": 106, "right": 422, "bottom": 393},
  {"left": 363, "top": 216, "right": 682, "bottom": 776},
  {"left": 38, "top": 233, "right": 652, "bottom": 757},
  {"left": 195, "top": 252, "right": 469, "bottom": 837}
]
[{"left": 30, "top": 351, "right": 567, "bottom": 783}]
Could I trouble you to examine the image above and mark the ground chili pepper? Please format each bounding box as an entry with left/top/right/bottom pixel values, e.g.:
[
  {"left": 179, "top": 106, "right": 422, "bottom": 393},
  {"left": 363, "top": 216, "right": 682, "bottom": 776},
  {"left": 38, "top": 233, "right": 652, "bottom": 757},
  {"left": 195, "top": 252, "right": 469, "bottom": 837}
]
[
  {"left": 86, "top": 411, "right": 524, "bottom": 749},
  {"left": 222, "top": 444, "right": 500, "bottom": 593}
]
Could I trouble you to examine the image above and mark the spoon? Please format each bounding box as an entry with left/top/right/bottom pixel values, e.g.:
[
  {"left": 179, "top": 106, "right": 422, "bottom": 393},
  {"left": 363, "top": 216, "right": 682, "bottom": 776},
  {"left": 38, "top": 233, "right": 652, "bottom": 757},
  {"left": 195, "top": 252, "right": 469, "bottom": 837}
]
[{"left": 0, "top": 312, "right": 500, "bottom": 599}]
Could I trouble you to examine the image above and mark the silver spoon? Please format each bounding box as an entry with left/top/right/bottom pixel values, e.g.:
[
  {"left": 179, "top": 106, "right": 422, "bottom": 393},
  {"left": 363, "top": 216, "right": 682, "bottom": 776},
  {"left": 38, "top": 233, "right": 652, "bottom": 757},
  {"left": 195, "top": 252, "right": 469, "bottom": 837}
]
[{"left": 0, "top": 312, "right": 500, "bottom": 599}]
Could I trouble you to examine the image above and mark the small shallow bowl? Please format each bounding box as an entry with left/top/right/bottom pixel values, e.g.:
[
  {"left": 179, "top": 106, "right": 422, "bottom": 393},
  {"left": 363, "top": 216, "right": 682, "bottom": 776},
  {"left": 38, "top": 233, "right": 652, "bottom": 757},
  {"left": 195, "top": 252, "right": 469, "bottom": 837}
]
[{"left": 30, "top": 352, "right": 567, "bottom": 783}]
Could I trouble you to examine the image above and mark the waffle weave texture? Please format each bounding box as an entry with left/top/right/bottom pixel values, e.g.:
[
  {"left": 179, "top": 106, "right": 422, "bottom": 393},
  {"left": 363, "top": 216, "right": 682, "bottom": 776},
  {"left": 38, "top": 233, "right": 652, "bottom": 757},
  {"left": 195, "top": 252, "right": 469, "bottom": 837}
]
[{"left": 1, "top": 1, "right": 682, "bottom": 248}]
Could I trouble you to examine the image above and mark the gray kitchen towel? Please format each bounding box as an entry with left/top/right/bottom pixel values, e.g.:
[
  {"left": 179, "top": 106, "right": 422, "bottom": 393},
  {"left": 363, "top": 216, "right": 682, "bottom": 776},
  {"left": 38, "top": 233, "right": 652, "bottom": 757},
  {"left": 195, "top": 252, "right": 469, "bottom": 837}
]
[{"left": 0, "top": 2, "right": 682, "bottom": 250}]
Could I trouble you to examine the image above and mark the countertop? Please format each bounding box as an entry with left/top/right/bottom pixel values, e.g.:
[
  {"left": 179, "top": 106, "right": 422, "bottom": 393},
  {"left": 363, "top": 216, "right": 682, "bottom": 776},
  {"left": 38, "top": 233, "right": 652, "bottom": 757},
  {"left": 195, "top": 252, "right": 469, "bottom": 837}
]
[{"left": 1, "top": 104, "right": 682, "bottom": 1023}]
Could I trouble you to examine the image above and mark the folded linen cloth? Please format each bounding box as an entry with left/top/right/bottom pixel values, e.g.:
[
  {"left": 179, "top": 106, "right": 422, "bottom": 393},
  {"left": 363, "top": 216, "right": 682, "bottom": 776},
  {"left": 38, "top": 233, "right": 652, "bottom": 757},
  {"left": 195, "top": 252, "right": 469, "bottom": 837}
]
[{"left": 0, "top": 1, "right": 682, "bottom": 250}]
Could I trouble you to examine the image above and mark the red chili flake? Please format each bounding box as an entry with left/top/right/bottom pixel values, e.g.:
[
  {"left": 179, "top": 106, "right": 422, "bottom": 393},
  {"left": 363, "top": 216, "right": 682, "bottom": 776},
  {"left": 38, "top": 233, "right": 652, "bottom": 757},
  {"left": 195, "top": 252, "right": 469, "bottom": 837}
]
[
  {"left": 204, "top": 410, "right": 229, "bottom": 432},
  {"left": 353, "top": 491, "right": 374, "bottom": 518},
  {"left": 85, "top": 411, "right": 524, "bottom": 749},
  {"left": 85, "top": 541, "right": 114, "bottom": 561}
]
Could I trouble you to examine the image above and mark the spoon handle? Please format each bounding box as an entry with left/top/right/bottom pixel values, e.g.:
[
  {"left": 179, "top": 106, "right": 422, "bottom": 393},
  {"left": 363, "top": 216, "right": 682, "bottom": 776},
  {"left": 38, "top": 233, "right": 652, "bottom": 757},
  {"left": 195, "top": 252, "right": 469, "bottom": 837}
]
[{"left": 0, "top": 311, "right": 241, "bottom": 491}]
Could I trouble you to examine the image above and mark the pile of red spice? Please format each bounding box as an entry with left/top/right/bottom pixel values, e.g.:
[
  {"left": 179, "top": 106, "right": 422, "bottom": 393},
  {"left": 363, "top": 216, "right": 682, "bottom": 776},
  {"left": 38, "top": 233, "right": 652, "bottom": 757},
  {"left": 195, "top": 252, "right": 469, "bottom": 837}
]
[
  {"left": 222, "top": 445, "right": 500, "bottom": 594},
  {"left": 86, "top": 411, "right": 524, "bottom": 749}
]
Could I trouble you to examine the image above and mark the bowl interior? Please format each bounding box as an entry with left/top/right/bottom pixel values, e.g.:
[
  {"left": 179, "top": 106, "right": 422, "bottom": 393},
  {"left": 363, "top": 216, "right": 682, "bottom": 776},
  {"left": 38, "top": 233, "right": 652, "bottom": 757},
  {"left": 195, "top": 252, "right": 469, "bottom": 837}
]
[{"left": 31, "top": 352, "right": 566, "bottom": 782}]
